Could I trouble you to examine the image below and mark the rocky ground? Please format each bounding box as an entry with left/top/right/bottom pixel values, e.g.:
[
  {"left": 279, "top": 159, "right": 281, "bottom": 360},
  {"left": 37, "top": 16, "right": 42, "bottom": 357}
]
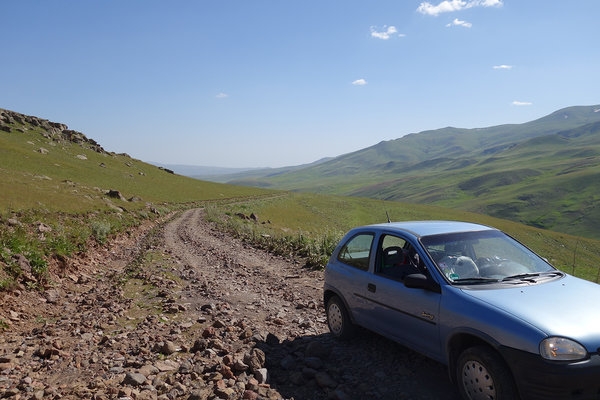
[{"left": 0, "top": 208, "right": 460, "bottom": 399}]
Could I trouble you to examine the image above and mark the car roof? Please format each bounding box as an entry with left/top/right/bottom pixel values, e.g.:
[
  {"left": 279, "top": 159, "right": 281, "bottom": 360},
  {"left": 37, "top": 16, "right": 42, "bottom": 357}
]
[{"left": 365, "top": 220, "right": 497, "bottom": 238}]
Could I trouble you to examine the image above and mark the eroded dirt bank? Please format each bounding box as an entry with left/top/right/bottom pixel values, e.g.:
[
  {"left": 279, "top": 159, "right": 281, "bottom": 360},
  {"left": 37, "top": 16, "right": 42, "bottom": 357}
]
[{"left": 0, "top": 208, "right": 459, "bottom": 399}]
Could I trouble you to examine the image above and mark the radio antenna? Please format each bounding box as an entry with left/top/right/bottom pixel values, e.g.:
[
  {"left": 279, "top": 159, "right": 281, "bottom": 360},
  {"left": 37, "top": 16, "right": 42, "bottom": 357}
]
[
  {"left": 385, "top": 211, "right": 391, "bottom": 223},
  {"left": 572, "top": 239, "right": 579, "bottom": 276}
]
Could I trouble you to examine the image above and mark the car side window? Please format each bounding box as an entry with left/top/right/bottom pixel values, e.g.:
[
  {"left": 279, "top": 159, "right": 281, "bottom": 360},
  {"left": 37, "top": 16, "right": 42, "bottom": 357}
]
[
  {"left": 337, "top": 233, "right": 374, "bottom": 271},
  {"left": 377, "top": 234, "right": 422, "bottom": 281}
]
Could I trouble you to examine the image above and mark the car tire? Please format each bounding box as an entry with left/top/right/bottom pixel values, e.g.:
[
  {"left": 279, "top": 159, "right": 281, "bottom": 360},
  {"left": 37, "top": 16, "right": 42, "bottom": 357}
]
[
  {"left": 326, "top": 295, "right": 356, "bottom": 339},
  {"left": 456, "top": 345, "right": 518, "bottom": 400}
]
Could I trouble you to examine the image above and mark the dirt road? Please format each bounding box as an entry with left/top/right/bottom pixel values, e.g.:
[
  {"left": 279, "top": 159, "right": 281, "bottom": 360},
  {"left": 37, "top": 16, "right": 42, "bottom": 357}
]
[
  {"left": 0, "top": 208, "right": 460, "bottom": 399},
  {"left": 163, "top": 208, "right": 460, "bottom": 400}
]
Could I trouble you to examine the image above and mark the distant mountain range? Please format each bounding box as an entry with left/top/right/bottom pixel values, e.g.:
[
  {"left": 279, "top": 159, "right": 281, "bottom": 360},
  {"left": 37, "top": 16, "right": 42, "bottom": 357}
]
[
  {"left": 159, "top": 157, "right": 335, "bottom": 186},
  {"left": 195, "top": 105, "right": 600, "bottom": 238},
  {"left": 149, "top": 163, "right": 263, "bottom": 178}
]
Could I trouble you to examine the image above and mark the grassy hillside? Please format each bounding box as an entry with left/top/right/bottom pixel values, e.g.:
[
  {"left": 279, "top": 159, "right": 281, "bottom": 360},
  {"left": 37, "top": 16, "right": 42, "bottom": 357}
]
[
  {"left": 0, "top": 108, "right": 270, "bottom": 289},
  {"left": 212, "top": 105, "right": 600, "bottom": 239},
  {"left": 348, "top": 121, "right": 600, "bottom": 238},
  {"left": 205, "top": 193, "right": 600, "bottom": 283},
  {"left": 0, "top": 111, "right": 268, "bottom": 212}
]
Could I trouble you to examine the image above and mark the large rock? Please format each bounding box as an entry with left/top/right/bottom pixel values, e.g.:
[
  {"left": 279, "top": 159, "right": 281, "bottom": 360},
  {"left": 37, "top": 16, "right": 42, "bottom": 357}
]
[{"left": 106, "top": 190, "right": 127, "bottom": 201}]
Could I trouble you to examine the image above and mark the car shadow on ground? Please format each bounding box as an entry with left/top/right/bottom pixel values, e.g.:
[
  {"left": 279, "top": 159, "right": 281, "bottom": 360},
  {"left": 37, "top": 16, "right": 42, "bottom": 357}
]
[{"left": 256, "top": 327, "right": 461, "bottom": 400}]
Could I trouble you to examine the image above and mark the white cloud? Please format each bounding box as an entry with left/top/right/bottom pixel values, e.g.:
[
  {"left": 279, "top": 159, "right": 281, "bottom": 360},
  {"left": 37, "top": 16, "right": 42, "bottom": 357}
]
[
  {"left": 352, "top": 79, "right": 367, "bottom": 86},
  {"left": 479, "top": 0, "right": 503, "bottom": 6},
  {"left": 370, "top": 25, "right": 405, "bottom": 40},
  {"left": 493, "top": 65, "right": 513, "bottom": 69},
  {"left": 446, "top": 18, "right": 472, "bottom": 28},
  {"left": 418, "top": 0, "right": 466, "bottom": 16},
  {"left": 215, "top": 93, "right": 228, "bottom": 99},
  {"left": 512, "top": 101, "right": 532, "bottom": 106},
  {"left": 417, "top": 0, "right": 502, "bottom": 16}
]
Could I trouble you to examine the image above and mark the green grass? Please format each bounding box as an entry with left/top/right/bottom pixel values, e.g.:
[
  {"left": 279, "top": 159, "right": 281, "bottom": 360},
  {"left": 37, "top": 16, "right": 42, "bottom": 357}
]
[
  {"left": 0, "top": 126, "right": 269, "bottom": 212},
  {"left": 205, "top": 193, "right": 600, "bottom": 282}
]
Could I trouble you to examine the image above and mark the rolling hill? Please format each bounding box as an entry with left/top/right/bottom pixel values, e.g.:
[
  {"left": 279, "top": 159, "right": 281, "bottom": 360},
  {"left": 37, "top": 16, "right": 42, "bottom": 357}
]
[
  {"left": 2, "top": 107, "right": 600, "bottom": 289},
  {"left": 211, "top": 105, "right": 600, "bottom": 238}
]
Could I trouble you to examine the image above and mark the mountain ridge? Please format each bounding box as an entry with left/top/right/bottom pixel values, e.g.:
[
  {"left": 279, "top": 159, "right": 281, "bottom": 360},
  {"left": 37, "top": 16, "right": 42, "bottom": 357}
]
[{"left": 209, "top": 104, "right": 600, "bottom": 238}]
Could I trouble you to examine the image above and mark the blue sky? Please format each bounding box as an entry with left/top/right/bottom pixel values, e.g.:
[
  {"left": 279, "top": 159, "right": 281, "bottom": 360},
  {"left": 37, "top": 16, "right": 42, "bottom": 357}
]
[{"left": 3, "top": 1, "right": 599, "bottom": 168}]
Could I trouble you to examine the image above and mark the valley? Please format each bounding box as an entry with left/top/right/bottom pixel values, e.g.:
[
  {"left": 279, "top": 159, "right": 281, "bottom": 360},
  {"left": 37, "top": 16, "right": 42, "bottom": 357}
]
[
  {"left": 206, "top": 105, "right": 600, "bottom": 239},
  {"left": 2, "top": 106, "right": 600, "bottom": 400}
]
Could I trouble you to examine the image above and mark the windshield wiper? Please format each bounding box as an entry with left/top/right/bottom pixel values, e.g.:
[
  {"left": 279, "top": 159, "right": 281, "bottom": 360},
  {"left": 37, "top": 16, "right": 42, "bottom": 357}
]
[
  {"left": 452, "top": 277, "right": 499, "bottom": 284},
  {"left": 502, "top": 271, "right": 564, "bottom": 282}
]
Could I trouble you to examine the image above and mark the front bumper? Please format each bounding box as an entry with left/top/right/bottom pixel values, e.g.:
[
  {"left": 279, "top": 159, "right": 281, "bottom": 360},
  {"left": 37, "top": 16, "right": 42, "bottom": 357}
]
[{"left": 500, "top": 346, "right": 600, "bottom": 399}]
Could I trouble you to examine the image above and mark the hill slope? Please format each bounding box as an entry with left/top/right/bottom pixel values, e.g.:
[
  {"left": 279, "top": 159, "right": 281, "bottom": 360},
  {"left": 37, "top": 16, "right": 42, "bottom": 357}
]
[
  {"left": 0, "top": 108, "right": 269, "bottom": 212},
  {"left": 215, "top": 105, "right": 600, "bottom": 238}
]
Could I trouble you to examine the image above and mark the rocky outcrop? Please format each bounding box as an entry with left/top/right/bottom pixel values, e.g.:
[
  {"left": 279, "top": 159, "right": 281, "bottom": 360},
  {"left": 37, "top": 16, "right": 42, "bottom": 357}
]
[{"left": 0, "top": 108, "right": 107, "bottom": 154}]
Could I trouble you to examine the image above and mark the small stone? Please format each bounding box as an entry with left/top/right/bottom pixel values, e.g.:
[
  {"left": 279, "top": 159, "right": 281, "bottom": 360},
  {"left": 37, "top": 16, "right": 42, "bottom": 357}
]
[
  {"left": 44, "top": 289, "right": 60, "bottom": 304},
  {"left": 212, "top": 320, "right": 226, "bottom": 328},
  {"left": 239, "top": 328, "right": 253, "bottom": 339},
  {"left": 161, "top": 341, "right": 177, "bottom": 355},
  {"left": 187, "top": 388, "right": 211, "bottom": 400},
  {"left": 315, "top": 372, "right": 337, "bottom": 388},
  {"left": 7, "top": 218, "right": 20, "bottom": 226},
  {"left": 190, "top": 339, "right": 208, "bottom": 353},
  {"left": 332, "top": 389, "right": 352, "bottom": 400},
  {"left": 302, "top": 367, "right": 317, "bottom": 379},
  {"left": 280, "top": 355, "right": 296, "bottom": 370},
  {"left": 221, "top": 365, "right": 235, "bottom": 379},
  {"left": 154, "top": 360, "right": 179, "bottom": 372},
  {"left": 242, "top": 390, "right": 259, "bottom": 400},
  {"left": 139, "top": 365, "right": 159, "bottom": 377},
  {"left": 215, "top": 387, "right": 235, "bottom": 399},
  {"left": 36, "top": 223, "right": 52, "bottom": 233},
  {"left": 123, "top": 372, "right": 146, "bottom": 387},
  {"left": 233, "top": 359, "right": 249, "bottom": 372},
  {"left": 289, "top": 371, "right": 304, "bottom": 385},
  {"left": 305, "top": 341, "right": 330, "bottom": 359},
  {"left": 254, "top": 368, "right": 268, "bottom": 384},
  {"left": 265, "top": 333, "right": 280, "bottom": 345},
  {"left": 304, "top": 357, "right": 323, "bottom": 370},
  {"left": 245, "top": 378, "right": 259, "bottom": 391},
  {"left": 244, "top": 349, "right": 266, "bottom": 371},
  {"left": 202, "top": 327, "right": 216, "bottom": 338}
]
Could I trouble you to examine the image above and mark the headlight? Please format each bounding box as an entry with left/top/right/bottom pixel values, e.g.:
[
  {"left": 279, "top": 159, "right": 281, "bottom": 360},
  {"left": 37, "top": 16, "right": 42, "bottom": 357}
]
[{"left": 540, "top": 337, "right": 588, "bottom": 361}]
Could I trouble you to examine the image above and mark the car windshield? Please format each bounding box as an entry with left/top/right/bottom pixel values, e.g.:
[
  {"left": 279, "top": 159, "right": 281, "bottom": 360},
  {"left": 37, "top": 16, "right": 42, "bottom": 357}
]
[{"left": 420, "top": 230, "right": 556, "bottom": 284}]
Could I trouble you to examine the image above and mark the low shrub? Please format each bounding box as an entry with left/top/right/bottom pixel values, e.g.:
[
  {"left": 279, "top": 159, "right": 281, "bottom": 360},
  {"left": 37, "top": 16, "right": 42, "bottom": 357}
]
[{"left": 91, "top": 221, "right": 111, "bottom": 244}]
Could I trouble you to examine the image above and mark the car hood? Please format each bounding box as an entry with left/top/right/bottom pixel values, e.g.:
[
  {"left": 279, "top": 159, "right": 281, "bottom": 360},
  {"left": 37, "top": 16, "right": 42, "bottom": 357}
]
[{"left": 461, "top": 274, "right": 600, "bottom": 350}]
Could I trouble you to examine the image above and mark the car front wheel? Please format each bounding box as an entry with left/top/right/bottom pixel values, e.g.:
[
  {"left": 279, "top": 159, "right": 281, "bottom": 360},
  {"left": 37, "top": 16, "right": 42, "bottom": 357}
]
[
  {"left": 326, "top": 295, "right": 355, "bottom": 339},
  {"left": 456, "top": 345, "right": 518, "bottom": 400}
]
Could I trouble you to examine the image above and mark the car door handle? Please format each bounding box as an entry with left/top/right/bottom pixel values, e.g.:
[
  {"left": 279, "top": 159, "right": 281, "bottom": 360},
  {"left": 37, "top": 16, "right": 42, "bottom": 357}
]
[{"left": 368, "top": 283, "right": 376, "bottom": 293}]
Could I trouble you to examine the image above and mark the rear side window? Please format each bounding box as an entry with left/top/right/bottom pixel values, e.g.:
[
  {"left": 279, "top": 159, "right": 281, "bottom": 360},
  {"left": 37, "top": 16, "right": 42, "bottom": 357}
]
[{"left": 337, "top": 233, "right": 374, "bottom": 271}]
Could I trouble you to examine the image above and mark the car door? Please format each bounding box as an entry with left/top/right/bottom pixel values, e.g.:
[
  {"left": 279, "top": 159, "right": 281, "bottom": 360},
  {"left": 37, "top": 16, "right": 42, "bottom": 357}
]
[
  {"left": 364, "top": 233, "right": 442, "bottom": 360},
  {"left": 328, "top": 231, "right": 376, "bottom": 327}
]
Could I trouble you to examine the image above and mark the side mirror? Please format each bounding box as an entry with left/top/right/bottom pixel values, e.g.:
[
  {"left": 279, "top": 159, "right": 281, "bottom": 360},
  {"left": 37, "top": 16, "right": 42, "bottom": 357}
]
[{"left": 404, "top": 273, "right": 441, "bottom": 293}]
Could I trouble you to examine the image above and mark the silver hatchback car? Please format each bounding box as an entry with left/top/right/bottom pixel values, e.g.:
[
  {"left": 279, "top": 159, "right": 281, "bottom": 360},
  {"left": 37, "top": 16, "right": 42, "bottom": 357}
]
[{"left": 323, "top": 221, "right": 600, "bottom": 400}]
